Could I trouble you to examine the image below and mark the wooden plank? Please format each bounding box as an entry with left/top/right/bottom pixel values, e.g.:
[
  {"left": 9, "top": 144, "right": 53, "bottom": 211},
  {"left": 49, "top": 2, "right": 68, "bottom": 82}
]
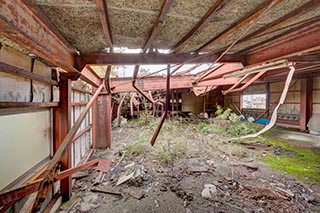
[
  {"left": 0, "top": 62, "right": 58, "bottom": 86},
  {"left": 0, "top": 102, "right": 58, "bottom": 108}
]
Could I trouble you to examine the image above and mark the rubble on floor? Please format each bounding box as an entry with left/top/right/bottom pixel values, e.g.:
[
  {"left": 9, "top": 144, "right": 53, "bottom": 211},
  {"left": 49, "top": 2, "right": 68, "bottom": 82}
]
[{"left": 57, "top": 116, "right": 320, "bottom": 213}]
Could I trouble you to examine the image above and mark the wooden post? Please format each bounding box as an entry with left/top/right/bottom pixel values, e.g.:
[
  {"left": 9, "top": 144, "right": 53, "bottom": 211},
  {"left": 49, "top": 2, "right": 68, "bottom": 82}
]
[
  {"left": 93, "top": 94, "right": 112, "bottom": 148},
  {"left": 55, "top": 74, "right": 72, "bottom": 201},
  {"left": 300, "top": 79, "right": 307, "bottom": 131}
]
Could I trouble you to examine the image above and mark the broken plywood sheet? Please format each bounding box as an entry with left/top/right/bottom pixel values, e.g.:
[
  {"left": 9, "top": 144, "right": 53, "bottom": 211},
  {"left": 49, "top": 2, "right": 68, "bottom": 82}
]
[
  {"left": 0, "top": 72, "right": 30, "bottom": 102},
  {"left": 182, "top": 93, "right": 204, "bottom": 114}
]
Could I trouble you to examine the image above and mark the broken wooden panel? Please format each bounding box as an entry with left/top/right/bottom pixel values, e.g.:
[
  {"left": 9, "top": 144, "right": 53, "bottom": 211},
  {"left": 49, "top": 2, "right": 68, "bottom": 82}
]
[{"left": 0, "top": 110, "right": 51, "bottom": 189}]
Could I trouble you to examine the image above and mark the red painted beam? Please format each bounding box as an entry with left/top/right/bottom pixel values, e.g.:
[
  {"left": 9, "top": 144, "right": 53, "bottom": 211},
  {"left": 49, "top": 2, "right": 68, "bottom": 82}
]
[
  {"left": 0, "top": 0, "right": 78, "bottom": 72},
  {"left": 96, "top": 0, "right": 113, "bottom": 50},
  {"left": 142, "top": 0, "right": 172, "bottom": 52},
  {"left": 199, "top": 63, "right": 244, "bottom": 81},
  {"left": 80, "top": 66, "right": 101, "bottom": 87},
  {"left": 75, "top": 53, "right": 243, "bottom": 67},
  {"left": 111, "top": 75, "right": 195, "bottom": 93},
  {"left": 197, "top": 77, "right": 243, "bottom": 87},
  {"left": 245, "top": 25, "right": 320, "bottom": 65}
]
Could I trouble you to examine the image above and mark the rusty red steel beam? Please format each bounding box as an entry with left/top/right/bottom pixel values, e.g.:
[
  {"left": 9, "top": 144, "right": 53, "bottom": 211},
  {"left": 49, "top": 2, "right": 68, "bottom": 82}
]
[
  {"left": 0, "top": 0, "right": 78, "bottom": 73},
  {"left": 197, "top": 0, "right": 283, "bottom": 52},
  {"left": 245, "top": 25, "right": 320, "bottom": 65},
  {"left": 96, "top": 0, "right": 113, "bottom": 50},
  {"left": 80, "top": 66, "right": 101, "bottom": 87},
  {"left": 172, "top": 0, "right": 228, "bottom": 51},
  {"left": 240, "top": 0, "right": 320, "bottom": 43},
  {"left": 32, "top": 84, "right": 104, "bottom": 211},
  {"left": 75, "top": 52, "right": 243, "bottom": 67}
]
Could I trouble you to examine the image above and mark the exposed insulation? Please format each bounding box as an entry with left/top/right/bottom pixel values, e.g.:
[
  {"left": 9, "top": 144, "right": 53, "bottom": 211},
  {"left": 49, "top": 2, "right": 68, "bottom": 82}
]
[
  {"left": 155, "top": 17, "right": 198, "bottom": 49},
  {"left": 109, "top": 0, "right": 162, "bottom": 11},
  {"left": 109, "top": 9, "right": 158, "bottom": 48},
  {"left": 169, "top": 0, "right": 216, "bottom": 18},
  {"left": 40, "top": 5, "right": 107, "bottom": 53}
]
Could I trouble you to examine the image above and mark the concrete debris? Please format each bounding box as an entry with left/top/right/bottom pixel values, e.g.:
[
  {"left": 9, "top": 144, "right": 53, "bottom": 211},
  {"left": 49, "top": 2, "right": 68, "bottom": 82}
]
[
  {"left": 78, "top": 192, "right": 100, "bottom": 212},
  {"left": 242, "top": 162, "right": 259, "bottom": 171},
  {"left": 201, "top": 184, "right": 217, "bottom": 198},
  {"left": 154, "top": 199, "right": 160, "bottom": 208},
  {"left": 127, "top": 188, "right": 145, "bottom": 200},
  {"left": 60, "top": 196, "right": 80, "bottom": 211}
]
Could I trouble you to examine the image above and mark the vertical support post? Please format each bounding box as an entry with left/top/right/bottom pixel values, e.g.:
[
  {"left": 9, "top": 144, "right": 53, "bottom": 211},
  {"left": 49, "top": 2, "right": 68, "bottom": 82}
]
[
  {"left": 106, "top": 94, "right": 112, "bottom": 148},
  {"left": 57, "top": 74, "right": 72, "bottom": 201},
  {"left": 93, "top": 93, "right": 112, "bottom": 148},
  {"left": 300, "top": 79, "right": 307, "bottom": 131},
  {"left": 166, "top": 64, "right": 171, "bottom": 118},
  {"left": 266, "top": 82, "right": 270, "bottom": 118},
  {"left": 306, "top": 77, "right": 313, "bottom": 123},
  {"left": 92, "top": 87, "right": 97, "bottom": 149}
]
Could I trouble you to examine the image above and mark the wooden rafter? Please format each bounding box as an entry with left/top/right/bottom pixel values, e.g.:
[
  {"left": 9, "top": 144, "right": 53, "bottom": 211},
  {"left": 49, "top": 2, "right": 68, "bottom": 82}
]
[
  {"left": 142, "top": 0, "right": 172, "bottom": 52},
  {"left": 245, "top": 25, "right": 320, "bottom": 65},
  {"left": 196, "top": 0, "right": 282, "bottom": 52},
  {"left": 238, "top": 0, "right": 320, "bottom": 44},
  {"left": 171, "top": 0, "right": 229, "bottom": 52},
  {"left": 96, "top": 0, "right": 113, "bottom": 50}
]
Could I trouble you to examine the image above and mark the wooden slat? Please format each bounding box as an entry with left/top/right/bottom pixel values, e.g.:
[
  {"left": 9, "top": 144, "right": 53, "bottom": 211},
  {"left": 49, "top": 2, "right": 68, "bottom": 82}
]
[
  {"left": 0, "top": 102, "right": 58, "bottom": 108},
  {"left": 0, "top": 62, "right": 58, "bottom": 85}
]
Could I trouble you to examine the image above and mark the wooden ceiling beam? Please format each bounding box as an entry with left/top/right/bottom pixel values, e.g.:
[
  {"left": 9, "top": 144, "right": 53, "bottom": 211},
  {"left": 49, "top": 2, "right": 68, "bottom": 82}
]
[
  {"left": 75, "top": 52, "right": 243, "bottom": 67},
  {"left": 96, "top": 0, "right": 113, "bottom": 50},
  {"left": 245, "top": 25, "right": 320, "bottom": 65},
  {"left": 196, "top": 0, "right": 282, "bottom": 52},
  {"left": 171, "top": 0, "right": 229, "bottom": 52},
  {"left": 142, "top": 0, "right": 172, "bottom": 52},
  {"left": 239, "top": 0, "right": 320, "bottom": 43},
  {"left": 0, "top": 0, "right": 78, "bottom": 72}
]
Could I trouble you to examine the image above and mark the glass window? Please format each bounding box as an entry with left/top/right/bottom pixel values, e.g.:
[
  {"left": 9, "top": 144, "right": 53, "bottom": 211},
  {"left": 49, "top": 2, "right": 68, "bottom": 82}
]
[{"left": 242, "top": 94, "right": 266, "bottom": 109}]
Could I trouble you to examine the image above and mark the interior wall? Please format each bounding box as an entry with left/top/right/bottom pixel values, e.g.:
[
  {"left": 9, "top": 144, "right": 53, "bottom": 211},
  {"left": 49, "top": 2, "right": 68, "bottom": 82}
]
[
  {"left": 313, "top": 76, "right": 320, "bottom": 114},
  {"left": 0, "top": 110, "right": 51, "bottom": 189},
  {"left": 182, "top": 92, "right": 204, "bottom": 114}
]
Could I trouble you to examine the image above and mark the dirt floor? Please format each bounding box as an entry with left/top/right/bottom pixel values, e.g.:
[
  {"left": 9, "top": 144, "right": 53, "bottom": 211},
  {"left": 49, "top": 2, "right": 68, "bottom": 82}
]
[{"left": 58, "top": 115, "right": 320, "bottom": 213}]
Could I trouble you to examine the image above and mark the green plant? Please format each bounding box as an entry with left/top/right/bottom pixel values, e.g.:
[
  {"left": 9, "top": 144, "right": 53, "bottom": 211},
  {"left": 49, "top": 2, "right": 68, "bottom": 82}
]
[
  {"left": 227, "top": 122, "right": 253, "bottom": 137},
  {"left": 123, "top": 132, "right": 149, "bottom": 156},
  {"left": 215, "top": 105, "right": 224, "bottom": 116},
  {"left": 153, "top": 139, "right": 186, "bottom": 163}
]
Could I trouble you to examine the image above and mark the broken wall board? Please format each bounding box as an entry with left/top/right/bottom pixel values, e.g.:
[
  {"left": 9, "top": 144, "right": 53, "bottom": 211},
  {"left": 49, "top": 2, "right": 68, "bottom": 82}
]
[{"left": 0, "top": 110, "right": 51, "bottom": 189}]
